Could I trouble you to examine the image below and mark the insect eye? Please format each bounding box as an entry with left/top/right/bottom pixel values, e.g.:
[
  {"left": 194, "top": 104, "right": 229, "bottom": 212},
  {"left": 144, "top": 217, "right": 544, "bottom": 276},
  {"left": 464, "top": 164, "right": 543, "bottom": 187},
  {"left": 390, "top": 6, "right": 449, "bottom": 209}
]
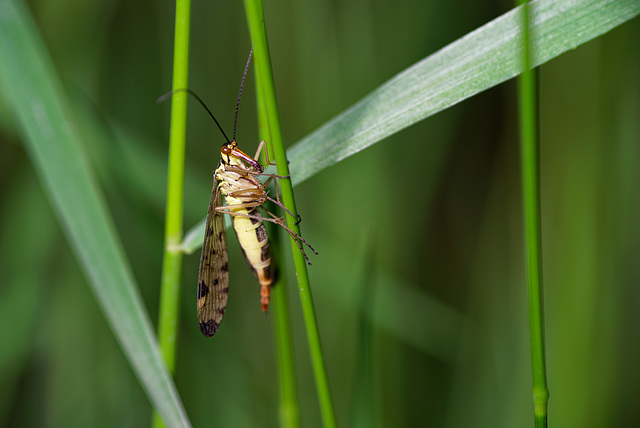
[{"left": 221, "top": 146, "right": 231, "bottom": 155}]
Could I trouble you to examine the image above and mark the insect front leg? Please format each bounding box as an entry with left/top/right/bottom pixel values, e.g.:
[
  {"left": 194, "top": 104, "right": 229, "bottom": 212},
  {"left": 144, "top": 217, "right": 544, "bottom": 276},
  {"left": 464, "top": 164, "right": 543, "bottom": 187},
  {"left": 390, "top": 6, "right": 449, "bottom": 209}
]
[
  {"left": 253, "top": 140, "right": 277, "bottom": 166},
  {"left": 253, "top": 140, "right": 268, "bottom": 163},
  {"left": 253, "top": 140, "right": 291, "bottom": 179}
]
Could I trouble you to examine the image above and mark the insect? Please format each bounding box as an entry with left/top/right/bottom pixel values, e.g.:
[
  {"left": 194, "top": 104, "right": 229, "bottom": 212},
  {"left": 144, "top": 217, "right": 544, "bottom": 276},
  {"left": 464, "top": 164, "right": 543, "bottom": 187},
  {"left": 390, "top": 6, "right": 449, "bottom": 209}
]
[{"left": 194, "top": 51, "right": 317, "bottom": 337}]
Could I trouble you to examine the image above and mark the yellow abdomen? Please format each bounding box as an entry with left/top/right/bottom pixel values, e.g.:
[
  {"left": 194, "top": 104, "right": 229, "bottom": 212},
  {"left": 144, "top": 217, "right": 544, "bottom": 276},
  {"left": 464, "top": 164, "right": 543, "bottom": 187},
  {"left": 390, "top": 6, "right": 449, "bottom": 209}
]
[{"left": 233, "top": 208, "right": 272, "bottom": 311}]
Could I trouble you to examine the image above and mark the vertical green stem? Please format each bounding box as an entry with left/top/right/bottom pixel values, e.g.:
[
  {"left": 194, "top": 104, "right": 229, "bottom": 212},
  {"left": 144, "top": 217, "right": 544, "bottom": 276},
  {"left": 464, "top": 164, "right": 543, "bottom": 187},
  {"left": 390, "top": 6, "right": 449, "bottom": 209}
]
[
  {"left": 272, "top": 276, "right": 301, "bottom": 428},
  {"left": 154, "top": 0, "right": 191, "bottom": 427},
  {"left": 517, "top": 1, "right": 549, "bottom": 427},
  {"left": 255, "top": 69, "right": 301, "bottom": 428},
  {"left": 243, "top": 1, "right": 337, "bottom": 427}
]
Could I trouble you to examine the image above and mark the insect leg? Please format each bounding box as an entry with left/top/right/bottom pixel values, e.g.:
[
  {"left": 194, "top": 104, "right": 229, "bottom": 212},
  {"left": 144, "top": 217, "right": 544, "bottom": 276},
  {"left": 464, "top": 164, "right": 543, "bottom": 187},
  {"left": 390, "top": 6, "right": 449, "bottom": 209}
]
[
  {"left": 264, "top": 193, "right": 302, "bottom": 225},
  {"left": 216, "top": 202, "right": 266, "bottom": 215},
  {"left": 256, "top": 208, "right": 317, "bottom": 264},
  {"left": 252, "top": 140, "right": 292, "bottom": 178},
  {"left": 255, "top": 175, "right": 302, "bottom": 225},
  {"left": 217, "top": 207, "right": 317, "bottom": 265}
]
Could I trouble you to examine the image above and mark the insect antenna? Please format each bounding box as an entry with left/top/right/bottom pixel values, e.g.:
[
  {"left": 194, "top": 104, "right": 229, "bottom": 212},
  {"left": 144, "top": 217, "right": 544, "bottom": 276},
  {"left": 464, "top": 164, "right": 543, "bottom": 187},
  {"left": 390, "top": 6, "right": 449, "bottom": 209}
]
[
  {"left": 156, "top": 88, "right": 231, "bottom": 143},
  {"left": 233, "top": 47, "right": 254, "bottom": 142}
]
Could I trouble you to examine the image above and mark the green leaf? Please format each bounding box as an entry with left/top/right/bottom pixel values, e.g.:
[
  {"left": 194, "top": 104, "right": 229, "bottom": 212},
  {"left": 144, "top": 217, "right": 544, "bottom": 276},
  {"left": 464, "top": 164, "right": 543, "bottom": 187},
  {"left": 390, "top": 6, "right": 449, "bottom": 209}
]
[
  {"left": 0, "top": 1, "right": 190, "bottom": 426},
  {"left": 287, "top": 0, "right": 640, "bottom": 185}
]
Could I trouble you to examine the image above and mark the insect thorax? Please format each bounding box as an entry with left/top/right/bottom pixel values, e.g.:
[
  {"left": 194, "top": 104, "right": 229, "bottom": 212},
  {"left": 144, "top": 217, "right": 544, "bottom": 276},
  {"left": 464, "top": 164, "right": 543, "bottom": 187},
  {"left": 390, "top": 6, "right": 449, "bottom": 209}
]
[{"left": 215, "top": 160, "right": 266, "bottom": 209}]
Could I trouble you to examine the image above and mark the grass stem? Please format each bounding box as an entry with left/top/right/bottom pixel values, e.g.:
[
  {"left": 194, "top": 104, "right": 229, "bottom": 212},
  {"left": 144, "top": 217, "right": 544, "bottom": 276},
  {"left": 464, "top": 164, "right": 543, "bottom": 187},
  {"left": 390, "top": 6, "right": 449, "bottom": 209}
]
[
  {"left": 517, "top": 1, "right": 549, "bottom": 426},
  {"left": 154, "top": 0, "right": 191, "bottom": 426},
  {"left": 243, "top": 1, "right": 337, "bottom": 427},
  {"left": 255, "top": 58, "right": 301, "bottom": 428}
]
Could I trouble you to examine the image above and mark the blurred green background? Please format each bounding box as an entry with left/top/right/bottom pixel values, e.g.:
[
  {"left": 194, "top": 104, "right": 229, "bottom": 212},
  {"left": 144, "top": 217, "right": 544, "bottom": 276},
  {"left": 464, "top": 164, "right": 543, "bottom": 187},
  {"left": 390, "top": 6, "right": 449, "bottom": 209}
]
[{"left": 1, "top": 0, "right": 639, "bottom": 427}]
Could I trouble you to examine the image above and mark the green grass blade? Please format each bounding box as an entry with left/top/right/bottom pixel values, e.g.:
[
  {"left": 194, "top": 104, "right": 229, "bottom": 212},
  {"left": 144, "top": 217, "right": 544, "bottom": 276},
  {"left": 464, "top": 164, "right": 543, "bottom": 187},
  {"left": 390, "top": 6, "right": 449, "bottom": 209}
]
[
  {"left": 271, "top": 272, "right": 300, "bottom": 428},
  {"left": 244, "top": 1, "right": 337, "bottom": 427},
  {"left": 287, "top": 0, "right": 640, "bottom": 185},
  {"left": 153, "top": 0, "right": 192, "bottom": 427},
  {"left": 157, "top": 0, "right": 191, "bottom": 372},
  {"left": 254, "top": 39, "right": 300, "bottom": 428},
  {"left": 0, "top": 1, "right": 190, "bottom": 426},
  {"left": 517, "top": 1, "right": 548, "bottom": 426}
]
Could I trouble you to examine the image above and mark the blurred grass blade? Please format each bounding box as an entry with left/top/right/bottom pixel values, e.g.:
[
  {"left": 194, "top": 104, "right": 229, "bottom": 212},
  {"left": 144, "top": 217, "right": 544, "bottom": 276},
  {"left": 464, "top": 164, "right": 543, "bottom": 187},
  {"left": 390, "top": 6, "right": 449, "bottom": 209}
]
[
  {"left": 287, "top": 0, "right": 640, "bottom": 185},
  {"left": 0, "top": 1, "right": 190, "bottom": 426}
]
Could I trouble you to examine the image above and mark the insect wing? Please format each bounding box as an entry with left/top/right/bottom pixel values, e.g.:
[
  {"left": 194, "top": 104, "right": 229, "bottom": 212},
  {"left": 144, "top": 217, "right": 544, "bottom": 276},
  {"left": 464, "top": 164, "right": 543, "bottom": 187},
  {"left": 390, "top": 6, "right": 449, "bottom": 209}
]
[{"left": 197, "top": 183, "right": 229, "bottom": 337}]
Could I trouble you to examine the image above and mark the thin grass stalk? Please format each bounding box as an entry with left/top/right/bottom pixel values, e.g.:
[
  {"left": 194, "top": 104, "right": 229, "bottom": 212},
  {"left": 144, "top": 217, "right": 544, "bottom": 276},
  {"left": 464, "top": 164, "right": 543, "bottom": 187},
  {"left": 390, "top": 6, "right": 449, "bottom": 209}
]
[
  {"left": 153, "top": 0, "right": 192, "bottom": 426},
  {"left": 243, "top": 1, "right": 337, "bottom": 427},
  {"left": 517, "top": 1, "right": 549, "bottom": 427},
  {"left": 272, "top": 272, "right": 301, "bottom": 428},
  {"left": 255, "top": 65, "right": 301, "bottom": 428}
]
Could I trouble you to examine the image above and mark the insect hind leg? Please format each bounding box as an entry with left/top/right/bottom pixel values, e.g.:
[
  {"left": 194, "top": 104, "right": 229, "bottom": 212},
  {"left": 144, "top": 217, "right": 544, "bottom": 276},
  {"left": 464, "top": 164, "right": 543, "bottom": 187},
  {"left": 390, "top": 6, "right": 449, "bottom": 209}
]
[
  {"left": 265, "top": 195, "right": 302, "bottom": 225},
  {"left": 223, "top": 209, "right": 317, "bottom": 265},
  {"left": 257, "top": 177, "right": 302, "bottom": 226},
  {"left": 256, "top": 207, "right": 317, "bottom": 265}
]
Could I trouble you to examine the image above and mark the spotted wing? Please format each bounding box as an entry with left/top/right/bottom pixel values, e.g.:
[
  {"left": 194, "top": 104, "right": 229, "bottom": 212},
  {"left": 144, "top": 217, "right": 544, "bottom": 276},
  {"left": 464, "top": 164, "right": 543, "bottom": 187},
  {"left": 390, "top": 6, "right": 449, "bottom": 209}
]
[{"left": 197, "top": 182, "right": 229, "bottom": 337}]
